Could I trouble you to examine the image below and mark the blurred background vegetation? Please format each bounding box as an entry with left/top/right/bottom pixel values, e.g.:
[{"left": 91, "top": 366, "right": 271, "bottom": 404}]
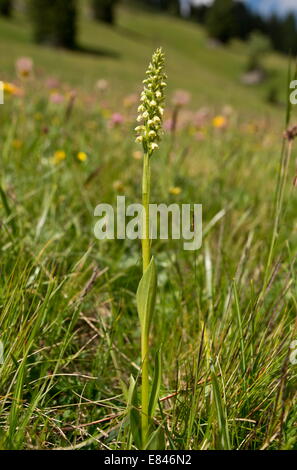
[
  {"left": 0, "top": 1, "right": 295, "bottom": 54},
  {"left": 0, "top": 0, "right": 295, "bottom": 115}
]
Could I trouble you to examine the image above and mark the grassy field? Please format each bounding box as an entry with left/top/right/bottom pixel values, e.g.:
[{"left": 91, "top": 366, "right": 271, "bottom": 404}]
[{"left": 0, "top": 3, "right": 296, "bottom": 450}]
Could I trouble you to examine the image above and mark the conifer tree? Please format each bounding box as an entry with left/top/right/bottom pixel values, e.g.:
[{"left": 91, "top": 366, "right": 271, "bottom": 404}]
[
  {"left": 206, "top": 0, "right": 238, "bottom": 44},
  {"left": 91, "top": 0, "right": 119, "bottom": 25},
  {"left": 0, "top": 0, "right": 12, "bottom": 17},
  {"left": 280, "top": 13, "right": 297, "bottom": 55},
  {"left": 29, "top": 0, "right": 77, "bottom": 49}
]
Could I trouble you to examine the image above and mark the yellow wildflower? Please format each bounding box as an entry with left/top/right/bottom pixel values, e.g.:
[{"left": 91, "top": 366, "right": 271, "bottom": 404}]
[
  {"left": 169, "top": 187, "right": 182, "bottom": 195},
  {"left": 3, "top": 82, "right": 23, "bottom": 96},
  {"left": 113, "top": 180, "right": 125, "bottom": 192},
  {"left": 53, "top": 150, "right": 66, "bottom": 164},
  {"left": 212, "top": 115, "right": 227, "bottom": 129},
  {"left": 77, "top": 152, "right": 88, "bottom": 162}
]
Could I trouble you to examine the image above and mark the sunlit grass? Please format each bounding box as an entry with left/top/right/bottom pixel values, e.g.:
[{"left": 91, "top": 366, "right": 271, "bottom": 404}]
[{"left": 0, "top": 2, "right": 296, "bottom": 451}]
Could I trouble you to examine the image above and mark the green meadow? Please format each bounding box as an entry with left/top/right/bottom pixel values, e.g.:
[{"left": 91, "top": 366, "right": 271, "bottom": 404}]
[{"left": 0, "top": 3, "right": 296, "bottom": 450}]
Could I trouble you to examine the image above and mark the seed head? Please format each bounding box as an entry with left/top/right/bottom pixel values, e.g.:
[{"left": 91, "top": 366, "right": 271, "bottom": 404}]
[
  {"left": 135, "top": 48, "right": 167, "bottom": 156},
  {"left": 284, "top": 125, "right": 297, "bottom": 141}
]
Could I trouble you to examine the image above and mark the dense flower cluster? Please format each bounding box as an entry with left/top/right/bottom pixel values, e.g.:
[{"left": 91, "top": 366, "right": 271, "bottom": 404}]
[{"left": 135, "top": 48, "right": 167, "bottom": 156}]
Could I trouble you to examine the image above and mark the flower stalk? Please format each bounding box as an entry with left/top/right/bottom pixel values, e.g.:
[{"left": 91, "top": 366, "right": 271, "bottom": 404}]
[
  {"left": 142, "top": 152, "right": 151, "bottom": 272},
  {"left": 135, "top": 47, "right": 166, "bottom": 448},
  {"left": 141, "top": 151, "right": 150, "bottom": 445}
]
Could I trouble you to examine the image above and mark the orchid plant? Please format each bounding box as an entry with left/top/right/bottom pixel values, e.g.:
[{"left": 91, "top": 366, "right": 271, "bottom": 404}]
[{"left": 128, "top": 48, "right": 167, "bottom": 450}]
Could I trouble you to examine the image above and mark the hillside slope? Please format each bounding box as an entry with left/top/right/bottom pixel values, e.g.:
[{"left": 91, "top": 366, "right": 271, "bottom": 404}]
[{"left": 0, "top": 4, "right": 291, "bottom": 118}]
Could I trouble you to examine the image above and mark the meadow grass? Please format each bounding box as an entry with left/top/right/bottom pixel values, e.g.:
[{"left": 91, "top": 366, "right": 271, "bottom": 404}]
[{"left": 0, "top": 3, "right": 296, "bottom": 450}]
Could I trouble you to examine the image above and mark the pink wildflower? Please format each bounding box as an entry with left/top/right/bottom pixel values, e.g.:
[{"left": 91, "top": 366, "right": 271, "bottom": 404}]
[
  {"left": 110, "top": 113, "right": 124, "bottom": 127},
  {"left": 171, "top": 89, "right": 191, "bottom": 107},
  {"left": 15, "top": 57, "right": 33, "bottom": 79},
  {"left": 45, "top": 77, "right": 61, "bottom": 90},
  {"left": 49, "top": 92, "right": 65, "bottom": 104}
]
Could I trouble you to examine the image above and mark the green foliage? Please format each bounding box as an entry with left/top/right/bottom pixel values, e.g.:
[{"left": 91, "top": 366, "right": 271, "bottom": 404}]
[
  {"left": 266, "top": 84, "right": 280, "bottom": 106},
  {"left": 91, "top": 0, "right": 119, "bottom": 25},
  {"left": 205, "top": 0, "right": 254, "bottom": 44},
  {"left": 267, "top": 13, "right": 297, "bottom": 55},
  {"left": 29, "top": 0, "right": 77, "bottom": 49},
  {"left": 190, "top": 4, "right": 209, "bottom": 24},
  {"left": 206, "top": 0, "right": 241, "bottom": 44},
  {"left": 163, "top": 0, "right": 180, "bottom": 15},
  {"left": 136, "top": 0, "right": 180, "bottom": 15},
  {"left": 0, "top": 0, "right": 12, "bottom": 16},
  {"left": 280, "top": 13, "right": 297, "bottom": 55},
  {"left": 246, "top": 32, "right": 271, "bottom": 72},
  {"left": 192, "top": 0, "right": 297, "bottom": 57}
]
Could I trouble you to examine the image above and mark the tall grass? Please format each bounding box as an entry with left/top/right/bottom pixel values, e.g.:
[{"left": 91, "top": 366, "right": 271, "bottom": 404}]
[{"left": 0, "top": 36, "right": 296, "bottom": 451}]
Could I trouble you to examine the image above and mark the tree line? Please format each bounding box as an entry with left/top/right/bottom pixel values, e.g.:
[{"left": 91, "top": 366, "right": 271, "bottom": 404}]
[
  {"left": 0, "top": 0, "right": 296, "bottom": 55},
  {"left": 141, "top": 0, "right": 297, "bottom": 56},
  {"left": 0, "top": 1, "right": 119, "bottom": 49}
]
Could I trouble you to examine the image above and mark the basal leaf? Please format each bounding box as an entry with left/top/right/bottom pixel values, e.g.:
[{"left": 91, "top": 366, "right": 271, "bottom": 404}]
[
  {"left": 148, "top": 349, "right": 162, "bottom": 418},
  {"left": 144, "top": 426, "right": 166, "bottom": 450},
  {"left": 128, "top": 375, "right": 142, "bottom": 449},
  {"left": 136, "top": 257, "right": 157, "bottom": 335}
]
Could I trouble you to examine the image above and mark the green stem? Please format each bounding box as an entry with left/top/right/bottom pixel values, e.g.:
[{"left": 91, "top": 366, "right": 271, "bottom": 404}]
[
  {"left": 141, "top": 326, "right": 149, "bottom": 447},
  {"left": 142, "top": 152, "right": 151, "bottom": 272},
  {"left": 141, "top": 151, "right": 151, "bottom": 447}
]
